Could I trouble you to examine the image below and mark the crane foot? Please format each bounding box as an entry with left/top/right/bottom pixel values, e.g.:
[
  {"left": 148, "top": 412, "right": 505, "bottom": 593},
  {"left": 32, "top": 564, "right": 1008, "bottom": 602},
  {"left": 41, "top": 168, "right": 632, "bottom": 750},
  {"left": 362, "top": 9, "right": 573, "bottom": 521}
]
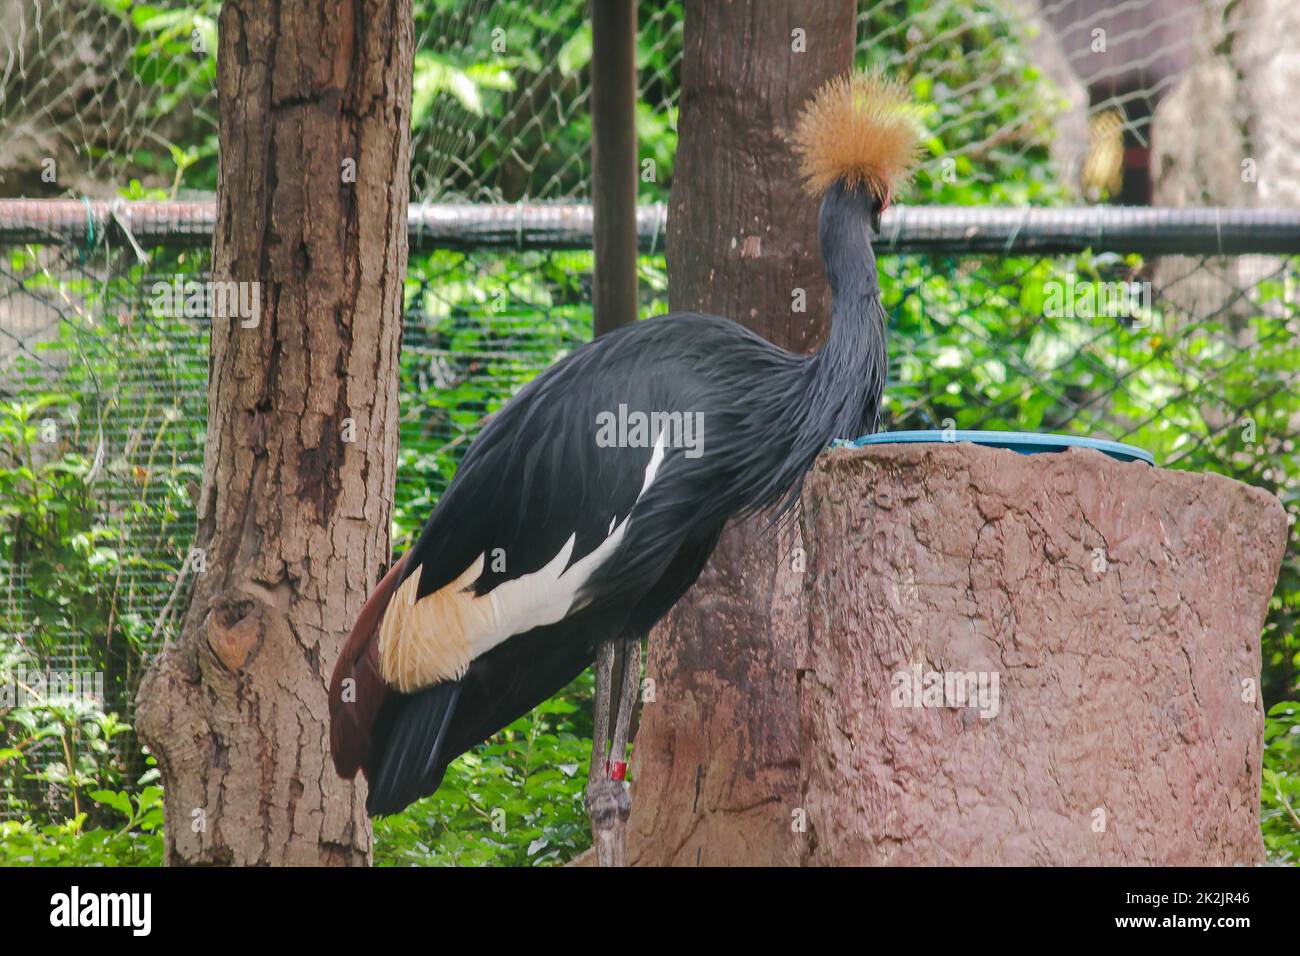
[
  {"left": 586, "top": 634, "right": 641, "bottom": 867},
  {"left": 586, "top": 772, "right": 631, "bottom": 867}
]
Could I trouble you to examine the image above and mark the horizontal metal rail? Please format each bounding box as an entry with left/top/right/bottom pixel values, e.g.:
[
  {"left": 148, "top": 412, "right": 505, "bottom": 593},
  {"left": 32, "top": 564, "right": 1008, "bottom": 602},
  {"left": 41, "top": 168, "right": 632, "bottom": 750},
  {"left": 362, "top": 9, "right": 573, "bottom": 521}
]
[{"left": 1, "top": 199, "right": 1298, "bottom": 256}]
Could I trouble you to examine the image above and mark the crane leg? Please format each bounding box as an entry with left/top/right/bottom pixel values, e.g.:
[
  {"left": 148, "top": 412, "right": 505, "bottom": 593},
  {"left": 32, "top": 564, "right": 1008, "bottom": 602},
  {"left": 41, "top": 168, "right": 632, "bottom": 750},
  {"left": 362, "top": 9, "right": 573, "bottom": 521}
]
[{"left": 586, "top": 635, "right": 640, "bottom": 866}]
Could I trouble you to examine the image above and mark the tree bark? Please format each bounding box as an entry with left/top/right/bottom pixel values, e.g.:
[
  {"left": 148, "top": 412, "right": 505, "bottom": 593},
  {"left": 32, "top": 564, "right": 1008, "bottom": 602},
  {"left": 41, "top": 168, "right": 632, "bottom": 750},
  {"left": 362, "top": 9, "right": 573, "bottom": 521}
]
[
  {"left": 625, "top": 0, "right": 854, "bottom": 866},
  {"left": 799, "top": 443, "right": 1284, "bottom": 864},
  {"left": 135, "top": 0, "right": 412, "bottom": 865}
]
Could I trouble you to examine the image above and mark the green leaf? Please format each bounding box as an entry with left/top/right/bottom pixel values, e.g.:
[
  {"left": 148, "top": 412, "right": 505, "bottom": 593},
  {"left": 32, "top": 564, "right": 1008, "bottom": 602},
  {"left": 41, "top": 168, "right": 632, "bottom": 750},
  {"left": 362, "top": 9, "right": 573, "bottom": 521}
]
[{"left": 557, "top": 25, "right": 593, "bottom": 77}]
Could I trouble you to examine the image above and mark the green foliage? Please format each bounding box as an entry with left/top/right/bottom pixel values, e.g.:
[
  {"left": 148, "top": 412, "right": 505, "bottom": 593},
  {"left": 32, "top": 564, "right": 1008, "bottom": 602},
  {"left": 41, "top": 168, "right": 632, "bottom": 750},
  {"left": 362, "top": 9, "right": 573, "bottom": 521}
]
[
  {"left": 0, "top": 398, "right": 116, "bottom": 650},
  {"left": 0, "top": 779, "right": 163, "bottom": 867},
  {"left": 0, "top": 636, "right": 158, "bottom": 839},
  {"left": 408, "top": 0, "right": 680, "bottom": 201},
  {"left": 1262, "top": 701, "right": 1300, "bottom": 863},
  {"left": 374, "top": 673, "right": 594, "bottom": 866},
  {"left": 860, "top": 0, "right": 1073, "bottom": 205},
  {"left": 0, "top": 403, "right": 136, "bottom": 822},
  {"left": 0, "top": 246, "right": 205, "bottom": 841},
  {"left": 0, "top": 813, "right": 162, "bottom": 867},
  {"left": 95, "top": 0, "right": 222, "bottom": 194}
]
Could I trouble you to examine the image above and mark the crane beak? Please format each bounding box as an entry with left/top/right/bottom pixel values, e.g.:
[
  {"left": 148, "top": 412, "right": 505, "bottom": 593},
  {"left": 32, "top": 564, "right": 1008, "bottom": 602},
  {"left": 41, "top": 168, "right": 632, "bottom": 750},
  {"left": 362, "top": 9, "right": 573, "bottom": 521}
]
[{"left": 871, "top": 189, "right": 891, "bottom": 236}]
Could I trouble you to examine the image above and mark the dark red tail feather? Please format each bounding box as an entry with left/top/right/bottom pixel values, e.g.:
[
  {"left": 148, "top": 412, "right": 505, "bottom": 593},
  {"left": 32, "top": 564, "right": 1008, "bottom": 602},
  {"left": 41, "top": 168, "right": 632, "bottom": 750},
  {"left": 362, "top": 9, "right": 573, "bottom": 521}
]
[{"left": 329, "top": 554, "right": 409, "bottom": 779}]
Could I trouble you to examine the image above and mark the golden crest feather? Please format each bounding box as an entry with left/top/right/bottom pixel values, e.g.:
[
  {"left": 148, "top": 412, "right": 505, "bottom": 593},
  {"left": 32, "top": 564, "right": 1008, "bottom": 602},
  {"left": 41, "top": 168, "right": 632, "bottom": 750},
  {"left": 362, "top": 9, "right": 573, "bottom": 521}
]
[{"left": 793, "top": 72, "right": 923, "bottom": 199}]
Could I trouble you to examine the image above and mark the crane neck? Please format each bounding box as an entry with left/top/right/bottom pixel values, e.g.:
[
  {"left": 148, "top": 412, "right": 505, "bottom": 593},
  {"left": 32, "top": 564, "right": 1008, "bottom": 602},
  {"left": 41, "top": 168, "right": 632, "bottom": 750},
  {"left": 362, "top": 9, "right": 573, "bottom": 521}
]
[
  {"left": 812, "top": 180, "right": 883, "bottom": 385},
  {"left": 721, "top": 179, "right": 888, "bottom": 518}
]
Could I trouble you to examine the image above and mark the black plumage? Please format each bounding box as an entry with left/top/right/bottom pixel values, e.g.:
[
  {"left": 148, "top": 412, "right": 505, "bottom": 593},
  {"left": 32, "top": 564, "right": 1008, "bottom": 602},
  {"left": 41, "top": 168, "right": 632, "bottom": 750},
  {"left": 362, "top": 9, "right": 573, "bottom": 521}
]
[{"left": 329, "top": 72, "right": 920, "bottom": 821}]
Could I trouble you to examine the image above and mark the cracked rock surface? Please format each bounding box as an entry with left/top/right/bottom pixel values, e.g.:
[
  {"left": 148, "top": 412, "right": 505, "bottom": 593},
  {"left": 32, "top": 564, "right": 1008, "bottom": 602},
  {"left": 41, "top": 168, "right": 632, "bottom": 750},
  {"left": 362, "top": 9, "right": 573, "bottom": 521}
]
[{"left": 797, "top": 442, "right": 1286, "bottom": 865}]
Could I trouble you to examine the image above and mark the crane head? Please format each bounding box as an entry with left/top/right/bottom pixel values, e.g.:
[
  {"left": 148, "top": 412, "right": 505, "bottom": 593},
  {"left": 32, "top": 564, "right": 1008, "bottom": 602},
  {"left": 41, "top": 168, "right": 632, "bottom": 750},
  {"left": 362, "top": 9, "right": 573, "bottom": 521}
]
[{"left": 793, "top": 71, "right": 922, "bottom": 229}]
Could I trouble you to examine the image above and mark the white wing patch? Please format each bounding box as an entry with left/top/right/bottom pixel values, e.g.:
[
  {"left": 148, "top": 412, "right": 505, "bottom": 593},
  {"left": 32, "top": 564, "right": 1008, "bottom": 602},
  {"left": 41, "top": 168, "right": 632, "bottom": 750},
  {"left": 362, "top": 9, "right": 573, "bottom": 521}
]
[{"left": 379, "top": 431, "right": 669, "bottom": 691}]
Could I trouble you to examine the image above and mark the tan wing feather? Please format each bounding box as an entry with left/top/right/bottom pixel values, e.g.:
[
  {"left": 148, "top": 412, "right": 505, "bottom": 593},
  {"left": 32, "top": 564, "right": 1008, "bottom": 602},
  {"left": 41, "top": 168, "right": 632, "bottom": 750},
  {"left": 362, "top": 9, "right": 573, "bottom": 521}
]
[{"left": 377, "top": 555, "right": 492, "bottom": 691}]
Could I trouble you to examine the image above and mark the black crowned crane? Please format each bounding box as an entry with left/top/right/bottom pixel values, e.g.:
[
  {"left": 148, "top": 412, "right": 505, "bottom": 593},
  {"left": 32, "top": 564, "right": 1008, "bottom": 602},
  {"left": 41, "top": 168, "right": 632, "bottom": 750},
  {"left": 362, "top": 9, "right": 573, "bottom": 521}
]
[{"left": 329, "top": 73, "right": 921, "bottom": 865}]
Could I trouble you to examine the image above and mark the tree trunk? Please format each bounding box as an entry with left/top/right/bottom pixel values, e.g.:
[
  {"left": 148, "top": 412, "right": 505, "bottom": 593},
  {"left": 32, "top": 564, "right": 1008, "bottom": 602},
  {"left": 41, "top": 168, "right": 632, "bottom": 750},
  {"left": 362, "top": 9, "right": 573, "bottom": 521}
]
[
  {"left": 625, "top": 0, "right": 854, "bottom": 866},
  {"left": 799, "top": 443, "right": 1284, "bottom": 864},
  {"left": 135, "top": 0, "right": 412, "bottom": 866},
  {"left": 1148, "top": 0, "right": 1299, "bottom": 524}
]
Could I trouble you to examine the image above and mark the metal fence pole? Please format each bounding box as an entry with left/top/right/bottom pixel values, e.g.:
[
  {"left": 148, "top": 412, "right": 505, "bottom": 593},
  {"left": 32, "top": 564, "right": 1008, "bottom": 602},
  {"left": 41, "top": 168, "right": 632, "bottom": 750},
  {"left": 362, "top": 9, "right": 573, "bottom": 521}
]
[{"left": 590, "top": 0, "right": 639, "bottom": 337}]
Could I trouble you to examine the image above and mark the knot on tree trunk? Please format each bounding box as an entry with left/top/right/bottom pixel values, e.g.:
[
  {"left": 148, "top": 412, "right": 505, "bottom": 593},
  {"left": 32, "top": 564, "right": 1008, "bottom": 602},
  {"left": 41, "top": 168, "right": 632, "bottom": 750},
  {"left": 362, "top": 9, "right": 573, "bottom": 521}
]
[
  {"left": 205, "top": 596, "right": 266, "bottom": 673},
  {"left": 135, "top": 583, "right": 368, "bottom": 866}
]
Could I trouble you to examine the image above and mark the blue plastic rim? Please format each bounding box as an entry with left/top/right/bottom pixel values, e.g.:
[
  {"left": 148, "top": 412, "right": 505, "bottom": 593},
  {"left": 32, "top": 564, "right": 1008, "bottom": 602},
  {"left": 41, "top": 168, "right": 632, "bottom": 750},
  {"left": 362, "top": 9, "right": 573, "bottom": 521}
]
[{"left": 837, "top": 429, "right": 1156, "bottom": 466}]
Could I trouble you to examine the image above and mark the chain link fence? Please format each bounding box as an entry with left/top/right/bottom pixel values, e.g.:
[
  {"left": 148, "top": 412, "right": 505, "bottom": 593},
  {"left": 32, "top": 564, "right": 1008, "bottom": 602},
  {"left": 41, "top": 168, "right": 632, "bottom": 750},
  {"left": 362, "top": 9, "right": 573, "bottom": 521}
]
[
  {"left": 1, "top": 0, "right": 1298, "bottom": 825},
  {"left": 6, "top": 1, "right": 1279, "bottom": 204}
]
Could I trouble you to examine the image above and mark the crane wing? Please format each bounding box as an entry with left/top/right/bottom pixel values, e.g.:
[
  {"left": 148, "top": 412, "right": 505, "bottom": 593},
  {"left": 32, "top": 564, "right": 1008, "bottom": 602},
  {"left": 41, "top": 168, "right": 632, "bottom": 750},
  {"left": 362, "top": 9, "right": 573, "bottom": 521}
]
[
  {"left": 377, "top": 428, "right": 669, "bottom": 691},
  {"left": 329, "top": 337, "right": 702, "bottom": 806},
  {"left": 329, "top": 311, "right": 806, "bottom": 814}
]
